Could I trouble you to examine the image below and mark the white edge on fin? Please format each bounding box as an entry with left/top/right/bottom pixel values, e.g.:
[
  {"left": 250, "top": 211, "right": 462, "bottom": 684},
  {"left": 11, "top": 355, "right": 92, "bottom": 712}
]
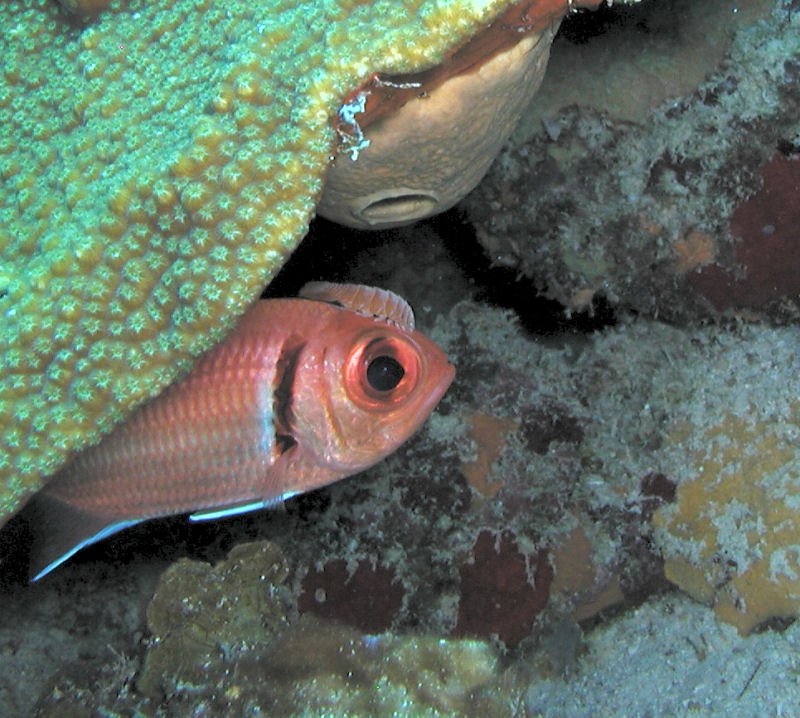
[
  {"left": 33, "top": 494, "right": 300, "bottom": 581},
  {"left": 188, "top": 492, "right": 299, "bottom": 522},
  {"left": 32, "top": 518, "right": 144, "bottom": 582},
  {"left": 298, "top": 282, "right": 415, "bottom": 332}
]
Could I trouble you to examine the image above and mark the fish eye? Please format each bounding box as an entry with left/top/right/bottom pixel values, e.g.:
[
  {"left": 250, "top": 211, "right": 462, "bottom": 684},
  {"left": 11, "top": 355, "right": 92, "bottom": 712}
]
[
  {"left": 345, "top": 334, "right": 422, "bottom": 410},
  {"left": 366, "top": 355, "right": 405, "bottom": 392}
]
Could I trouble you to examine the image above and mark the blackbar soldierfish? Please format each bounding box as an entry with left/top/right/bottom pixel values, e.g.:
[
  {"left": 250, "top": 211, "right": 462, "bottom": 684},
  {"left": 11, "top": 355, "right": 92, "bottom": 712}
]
[{"left": 27, "top": 283, "right": 454, "bottom": 580}]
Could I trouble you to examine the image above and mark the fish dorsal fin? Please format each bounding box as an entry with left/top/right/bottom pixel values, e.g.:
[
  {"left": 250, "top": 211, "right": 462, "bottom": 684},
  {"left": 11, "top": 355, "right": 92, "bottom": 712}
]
[{"left": 299, "top": 282, "right": 415, "bottom": 332}]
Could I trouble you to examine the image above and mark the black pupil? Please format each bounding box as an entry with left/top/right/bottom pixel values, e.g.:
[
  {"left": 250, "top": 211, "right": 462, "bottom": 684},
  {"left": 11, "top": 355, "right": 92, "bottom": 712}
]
[{"left": 366, "top": 355, "right": 405, "bottom": 392}]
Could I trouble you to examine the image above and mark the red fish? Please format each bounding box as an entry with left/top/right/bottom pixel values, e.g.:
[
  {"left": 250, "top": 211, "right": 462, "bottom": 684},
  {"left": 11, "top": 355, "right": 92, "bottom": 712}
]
[{"left": 27, "top": 283, "right": 454, "bottom": 580}]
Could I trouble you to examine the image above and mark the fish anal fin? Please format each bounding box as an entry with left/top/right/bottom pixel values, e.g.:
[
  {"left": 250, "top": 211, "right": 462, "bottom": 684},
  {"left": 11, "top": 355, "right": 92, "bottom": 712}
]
[
  {"left": 27, "top": 494, "right": 143, "bottom": 582},
  {"left": 299, "top": 282, "right": 415, "bottom": 332}
]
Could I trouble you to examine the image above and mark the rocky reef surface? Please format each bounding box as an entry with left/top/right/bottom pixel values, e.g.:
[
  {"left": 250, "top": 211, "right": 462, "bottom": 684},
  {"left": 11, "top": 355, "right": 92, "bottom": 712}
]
[
  {"left": 468, "top": 0, "right": 800, "bottom": 323},
  {"left": 3, "top": 236, "right": 800, "bottom": 713}
]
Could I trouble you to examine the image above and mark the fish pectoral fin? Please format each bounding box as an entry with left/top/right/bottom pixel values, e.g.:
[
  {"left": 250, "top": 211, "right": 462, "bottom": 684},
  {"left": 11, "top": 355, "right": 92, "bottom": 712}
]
[
  {"left": 188, "top": 492, "right": 299, "bottom": 522},
  {"left": 27, "top": 493, "right": 143, "bottom": 582}
]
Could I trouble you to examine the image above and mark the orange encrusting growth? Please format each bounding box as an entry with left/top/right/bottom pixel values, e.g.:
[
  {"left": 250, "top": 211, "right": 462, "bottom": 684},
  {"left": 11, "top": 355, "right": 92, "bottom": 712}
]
[{"left": 461, "top": 412, "right": 518, "bottom": 500}]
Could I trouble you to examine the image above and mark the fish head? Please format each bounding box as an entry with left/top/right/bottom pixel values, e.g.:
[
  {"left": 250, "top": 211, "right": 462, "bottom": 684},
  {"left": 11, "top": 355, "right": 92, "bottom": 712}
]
[{"left": 292, "top": 311, "right": 454, "bottom": 476}]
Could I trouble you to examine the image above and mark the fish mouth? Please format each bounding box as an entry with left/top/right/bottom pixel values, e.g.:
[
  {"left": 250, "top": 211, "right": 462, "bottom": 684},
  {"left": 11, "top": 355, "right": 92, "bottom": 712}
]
[
  {"left": 348, "top": 360, "right": 455, "bottom": 468},
  {"left": 431, "top": 362, "right": 456, "bottom": 406},
  {"left": 400, "top": 358, "right": 455, "bottom": 429}
]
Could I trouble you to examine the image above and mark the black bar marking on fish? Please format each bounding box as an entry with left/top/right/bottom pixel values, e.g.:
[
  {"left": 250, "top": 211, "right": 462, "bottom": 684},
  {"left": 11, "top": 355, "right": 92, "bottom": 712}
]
[{"left": 273, "top": 335, "right": 305, "bottom": 455}]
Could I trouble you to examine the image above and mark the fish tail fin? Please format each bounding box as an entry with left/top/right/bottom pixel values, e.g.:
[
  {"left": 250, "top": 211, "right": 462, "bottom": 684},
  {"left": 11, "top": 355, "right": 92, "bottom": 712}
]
[{"left": 26, "top": 493, "right": 142, "bottom": 582}]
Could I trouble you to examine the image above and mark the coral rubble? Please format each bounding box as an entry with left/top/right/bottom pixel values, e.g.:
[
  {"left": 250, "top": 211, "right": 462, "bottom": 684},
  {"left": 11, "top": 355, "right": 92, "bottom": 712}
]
[{"left": 137, "top": 541, "right": 291, "bottom": 699}]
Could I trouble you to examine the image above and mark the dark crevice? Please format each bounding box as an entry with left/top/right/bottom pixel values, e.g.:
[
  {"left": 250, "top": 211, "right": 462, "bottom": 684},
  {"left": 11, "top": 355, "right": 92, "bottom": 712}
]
[
  {"left": 558, "top": 0, "right": 675, "bottom": 45},
  {"left": 436, "top": 209, "right": 616, "bottom": 337},
  {"left": 268, "top": 208, "right": 616, "bottom": 337}
]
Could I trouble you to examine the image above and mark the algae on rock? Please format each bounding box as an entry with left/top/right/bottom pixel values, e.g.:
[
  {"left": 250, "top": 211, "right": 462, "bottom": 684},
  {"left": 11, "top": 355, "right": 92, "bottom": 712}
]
[{"left": 467, "top": 0, "right": 800, "bottom": 321}]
